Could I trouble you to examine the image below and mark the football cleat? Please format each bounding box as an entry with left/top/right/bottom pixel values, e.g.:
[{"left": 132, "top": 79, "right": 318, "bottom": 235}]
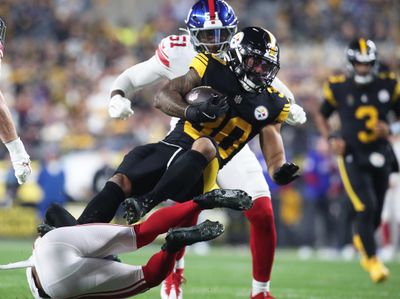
[
  {"left": 368, "top": 257, "right": 389, "bottom": 283},
  {"left": 193, "top": 189, "right": 252, "bottom": 211},
  {"left": 250, "top": 292, "right": 275, "bottom": 299},
  {"left": 160, "top": 268, "right": 185, "bottom": 299},
  {"left": 122, "top": 196, "right": 155, "bottom": 224},
  {"left": 37, "top": 223, "right": 55, "bottom": 237},
  {"left": 162, "top": 220, "right": 224, "bottom": 252}
]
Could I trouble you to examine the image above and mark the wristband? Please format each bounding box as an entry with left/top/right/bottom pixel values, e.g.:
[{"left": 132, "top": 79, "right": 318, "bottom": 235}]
[{"left": 5, "top": 137, "right": 28, "bottom": 156}]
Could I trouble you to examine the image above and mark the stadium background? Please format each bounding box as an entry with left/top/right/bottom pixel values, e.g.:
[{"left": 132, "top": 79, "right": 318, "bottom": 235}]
[{"left": 0, "top": 0, "right": 400, "bottom": 279}]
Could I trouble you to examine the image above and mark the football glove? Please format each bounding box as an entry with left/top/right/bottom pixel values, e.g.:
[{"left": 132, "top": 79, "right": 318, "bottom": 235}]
[
  {"left": 285, "top": 103, "right": 307, "bottom": 126},
  {"left": 273, "top": 162, "right": 300, "bottom": 185},
  {"left": 5, "top": 137, "right": 32, "bottom": 184},
  {"left": 108, "top": 94, "right": 134, "bottom": 120},
  {"left": 185, "top": 95, "right": 229, "bottom": 123}
]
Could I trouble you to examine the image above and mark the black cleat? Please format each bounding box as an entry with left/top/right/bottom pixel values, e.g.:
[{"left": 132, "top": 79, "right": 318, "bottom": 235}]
[
  {"left": 37, "top": 223, "right": 55, "bottom": 237},
  {"left": 162, "top": 220, "right": 224, "bottom": 252},
  {"left": 122, "top": 197, "right": 154, "bottom": 224},
  {"left": 193, "top": 189, "right": 253, "bottom": 211}
]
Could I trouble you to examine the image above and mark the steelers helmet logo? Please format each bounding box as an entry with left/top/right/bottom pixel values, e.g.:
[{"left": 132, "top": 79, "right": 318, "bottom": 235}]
[
  {"left": 230, "top": 32, "right": 244, "bottom": 49},
  {"left": 254, "top": 105, "right": 269, "bottom": 120}
]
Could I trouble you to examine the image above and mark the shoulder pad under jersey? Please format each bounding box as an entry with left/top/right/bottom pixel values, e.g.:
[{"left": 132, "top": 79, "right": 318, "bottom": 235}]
[{"left": 155, "top": 34, "right": 196, "bottom": 69}]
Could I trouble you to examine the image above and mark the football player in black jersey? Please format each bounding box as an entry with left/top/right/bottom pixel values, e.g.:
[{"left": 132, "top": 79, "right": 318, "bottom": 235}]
[{"left": 315, "top": 38, "right": 400, "bottom": 283}]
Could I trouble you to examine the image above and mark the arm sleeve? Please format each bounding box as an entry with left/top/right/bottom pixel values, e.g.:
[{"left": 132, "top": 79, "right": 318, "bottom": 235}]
[
  {"left": 110, "top": 56, "right": 170, "bottom": 98},
  {"left": 320, "top": 82, "right": 337, "bottom": 118},
  {"left": 271, "top": 76, "right": 295, "bottom": 104}
]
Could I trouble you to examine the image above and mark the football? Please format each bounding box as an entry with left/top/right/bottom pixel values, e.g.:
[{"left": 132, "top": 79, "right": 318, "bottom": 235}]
[{"left": 184, "top": 86, "right": 224, "bottom": 104}]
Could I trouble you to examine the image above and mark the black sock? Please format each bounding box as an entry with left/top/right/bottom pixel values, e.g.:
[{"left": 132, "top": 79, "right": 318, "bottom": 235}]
[
  {"left": 45, "top": 203, "right": 78, "bottom": 227},
  {"left": 148, "top": 150, "right": 209, "bottom": 205},
  {"left": 78, "top": 181, "right": 126, "bottom": 224}
]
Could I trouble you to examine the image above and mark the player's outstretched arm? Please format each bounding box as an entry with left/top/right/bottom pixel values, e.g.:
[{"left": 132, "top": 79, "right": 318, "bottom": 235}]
[
  {"left": 260, "top": 124, "right": 299, "bottom": 185},
  {"left": 0, "top": 91, "right": 31, "bottom": 184},
  {"left": 109, "top": 56, "right": 168, "bottom": 119},
  {"left": 271, "top": 77, "right": 306, "bottom": 126},
  {"left": 154, "top": 68, "right": 201, "bottom": 119}
]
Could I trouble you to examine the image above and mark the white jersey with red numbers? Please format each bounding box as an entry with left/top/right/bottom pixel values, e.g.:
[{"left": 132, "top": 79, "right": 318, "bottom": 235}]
[{"left": 155, "top": 34, "right": 270, "bottom": 199}]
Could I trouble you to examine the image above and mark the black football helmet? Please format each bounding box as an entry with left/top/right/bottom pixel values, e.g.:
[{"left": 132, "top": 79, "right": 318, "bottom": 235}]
[
  {"left": 226, "top": 27, "right": 280, "bottom": 93},
  {"left": 346, "top": 38, "right": 378, "bottom": 84}
]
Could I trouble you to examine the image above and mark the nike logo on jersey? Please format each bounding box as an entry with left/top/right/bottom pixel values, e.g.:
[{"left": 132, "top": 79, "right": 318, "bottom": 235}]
[{"left": 202, "top": 112, "right": 216, "bottom": 120}]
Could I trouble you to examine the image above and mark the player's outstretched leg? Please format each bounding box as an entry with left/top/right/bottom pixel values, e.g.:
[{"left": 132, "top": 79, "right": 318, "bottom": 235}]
[
  {"left": 193, "top": 189, "right": 252, "bottom": 210},
  {"left": 142, "top": 220, "right": 223, "bottom": 292},
  {"left": 123, "top": 189, "right": 252, "bottom": 224}
]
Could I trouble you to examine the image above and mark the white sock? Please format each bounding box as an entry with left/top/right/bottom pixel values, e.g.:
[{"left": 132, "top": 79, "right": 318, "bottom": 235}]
[
  {"left": 175, "top": 257, "right": 184, "bottom": 270},
  {"left": 252, "top": 279, "right": 270, "bottom": 296}
]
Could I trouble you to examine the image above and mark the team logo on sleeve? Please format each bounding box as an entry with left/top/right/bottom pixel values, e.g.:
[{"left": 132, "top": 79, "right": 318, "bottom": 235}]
[{"left": 254, "top": 105, "right": 269, "bottom": 120}]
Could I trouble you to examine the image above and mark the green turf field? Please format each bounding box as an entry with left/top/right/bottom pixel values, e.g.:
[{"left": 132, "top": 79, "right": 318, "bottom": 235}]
[{"left": 0, "top": 240, "right": 399, "bottom": 299}]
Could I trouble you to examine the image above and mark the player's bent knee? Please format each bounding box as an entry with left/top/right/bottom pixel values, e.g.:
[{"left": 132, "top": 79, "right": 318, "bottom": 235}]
[
  {"left": 109, "top": 173, "right": 132, "bottom": 196},
  {"left": 191, "top": 137, "right": 217, "bottom": 162}
]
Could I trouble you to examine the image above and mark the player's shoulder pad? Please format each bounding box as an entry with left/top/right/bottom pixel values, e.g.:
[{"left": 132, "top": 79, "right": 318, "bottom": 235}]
[
  {"left": 328, "top": 74, "right": 346, "bottom": 85},
  {"left": 189, "top": 52, "right": 212, "bottom": 78},
  {"left": 155, "top": 34, "right": 191, "bottom": 68},
  {"left": 264, "top": 87, "right": 291, "bottom": 123},
  {"left": 378, "top": 71, "right": 397, "bottom": 81}
]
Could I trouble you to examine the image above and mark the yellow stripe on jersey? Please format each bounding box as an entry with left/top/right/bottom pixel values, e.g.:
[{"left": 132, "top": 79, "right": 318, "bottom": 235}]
[
  {"left": 190, "top": 54, "right": 208, "bottom": 78},
  {"left": 323, "top": 82, "right": 338, "bottom": 107},
  {"left": 337, "top": 156, "right": 365, "bottom": 212},
  {"left": 282, "top": 103, "right": 290, "bottom": 112},
  {"left": 211, "top": 53, "right": 226, "bottom": 65},
  {"left": 197, "top": 53, "right": 209, "bottom": 65},
  {"left": 391, "top": 80, "right": 400, "bottom": 103},
  {"left": 275, "top": 103, "right": 290, "bottom": 123}
]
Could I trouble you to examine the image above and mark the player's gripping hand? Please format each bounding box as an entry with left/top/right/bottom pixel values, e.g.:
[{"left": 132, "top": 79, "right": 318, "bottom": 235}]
[
  {"left": 286, "top": 103, "right": 307, "bottom": 126},
  {"left": 185, "top": 95, "right": 229, "bottom": 123},
  {"left": 5, "top": 137, "right": 32, "bottom": 184},
  {"left": 273, "top": 162, "right": 300, "bottom": 185},
  {"left": 108, "top": 94, "right": 134, "bottom": 120}
]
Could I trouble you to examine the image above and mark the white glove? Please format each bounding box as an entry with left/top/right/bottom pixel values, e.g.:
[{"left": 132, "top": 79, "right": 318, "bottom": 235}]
[
  {"left": 5, "top": 137, "right": 32, "bottom": 184},
  {"left": 108, "top": 94, "right": 134, "bottom": 120},
  {"left": 286, "top": 103, "right": 307, "bottom": 126}
]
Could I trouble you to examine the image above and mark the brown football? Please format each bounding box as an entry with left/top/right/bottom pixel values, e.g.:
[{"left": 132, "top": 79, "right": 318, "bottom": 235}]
[{"left": 184, "top": 86, "right": 224, "bottom": 104}]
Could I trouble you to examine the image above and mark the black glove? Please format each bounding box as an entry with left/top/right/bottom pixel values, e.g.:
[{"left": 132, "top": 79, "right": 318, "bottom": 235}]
[
  {"left": 185, "top": 95, "right": 229, "bottom": 123},
  {"left": 273, "top": 162, "right": 300, "bottom": 185}
]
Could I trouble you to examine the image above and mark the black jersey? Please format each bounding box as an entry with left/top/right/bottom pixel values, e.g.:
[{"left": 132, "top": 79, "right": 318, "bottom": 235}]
[
  {"left": 164, "top": 53, "right": 290, "bottom": 167},
  {"left": 320, "top": 72, "right": 400, "bottom": 162}
]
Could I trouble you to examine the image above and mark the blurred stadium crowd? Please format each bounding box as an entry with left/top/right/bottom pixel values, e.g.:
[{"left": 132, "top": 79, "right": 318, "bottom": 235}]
[{"left": 0, "top": 0, "right": 399, "bottom": 257}]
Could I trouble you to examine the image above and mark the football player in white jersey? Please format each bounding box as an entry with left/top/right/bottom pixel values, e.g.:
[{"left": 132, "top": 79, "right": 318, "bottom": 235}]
[
  {"left": 2, "top": 190, "right": 252, "bottom": 299},
  {"left": 108, "top": 2, "right": 306, "bottom": 299},
  {"left": 0, "top": 18, "right": 31, "bottom": 185}
]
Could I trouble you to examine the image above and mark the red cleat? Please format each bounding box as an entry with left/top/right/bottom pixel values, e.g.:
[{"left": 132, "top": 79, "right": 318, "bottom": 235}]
[
  {"left": 160, "top": 268, "right": 185, "bottom": 299},
  {"left": 251, "top": 292, "right": 276, "bottom": 299}
]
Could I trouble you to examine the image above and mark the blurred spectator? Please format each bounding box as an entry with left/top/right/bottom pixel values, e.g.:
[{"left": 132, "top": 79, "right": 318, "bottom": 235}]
[{"left": 37, "top": 144, "right": 66, "bottom": 218}]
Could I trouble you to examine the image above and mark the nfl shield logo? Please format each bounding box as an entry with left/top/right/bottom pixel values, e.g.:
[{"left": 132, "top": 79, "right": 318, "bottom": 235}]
[{"left": 254, "top": 106, "right": 269, "bottom": 120}]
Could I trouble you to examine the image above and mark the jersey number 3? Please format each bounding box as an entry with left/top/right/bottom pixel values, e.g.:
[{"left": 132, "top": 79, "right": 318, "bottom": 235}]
[{"left": 355, "top": 105, "right": 378, "bottom": 143}]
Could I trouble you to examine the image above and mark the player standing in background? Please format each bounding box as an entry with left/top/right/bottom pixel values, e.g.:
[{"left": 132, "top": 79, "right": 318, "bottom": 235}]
[
  {"left": 0, "top": 18, "right": 31, "bottom": 185},
  {"left": 108, "top": 1, "right": 305, "bottom": 299},
  {"left": 314, "top": 38, "right": 400, "bottom": 283}
]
